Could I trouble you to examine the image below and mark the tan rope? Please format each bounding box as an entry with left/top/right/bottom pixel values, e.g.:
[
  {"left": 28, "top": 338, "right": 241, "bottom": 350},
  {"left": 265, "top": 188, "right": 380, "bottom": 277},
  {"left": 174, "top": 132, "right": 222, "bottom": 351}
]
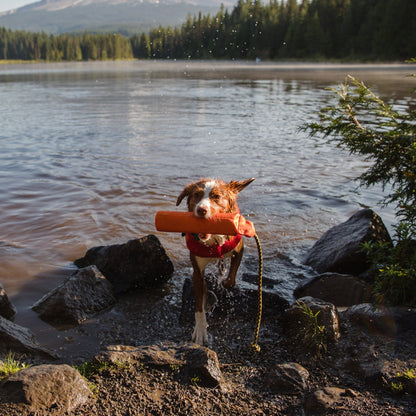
[{"left": 250, "top": 233, "right": 263, "bottom": 352}]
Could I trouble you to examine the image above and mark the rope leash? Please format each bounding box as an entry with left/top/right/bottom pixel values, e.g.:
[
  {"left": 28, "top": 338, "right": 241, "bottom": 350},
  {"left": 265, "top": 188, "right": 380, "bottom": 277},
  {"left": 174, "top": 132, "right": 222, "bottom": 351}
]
[{"left": 250, "top": 233, "right": 263, "bottom": 352}]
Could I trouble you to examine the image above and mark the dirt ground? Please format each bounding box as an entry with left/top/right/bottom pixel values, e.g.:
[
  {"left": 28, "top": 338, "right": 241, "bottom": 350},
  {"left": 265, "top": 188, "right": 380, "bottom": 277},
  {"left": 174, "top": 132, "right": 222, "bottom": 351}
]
[{"left": 1, "top": 277, "right": 416, "bottom": 416}]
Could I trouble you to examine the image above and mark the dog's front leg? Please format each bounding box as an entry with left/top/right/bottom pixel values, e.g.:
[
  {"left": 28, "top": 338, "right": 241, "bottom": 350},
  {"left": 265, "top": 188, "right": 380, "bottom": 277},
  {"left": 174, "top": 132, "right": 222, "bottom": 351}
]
[
  {"left": 191, "top": 255, "right": 208, "bottom": 345},
  {"left": 222, "top": 240, "right": 244, "bottom": 289}
]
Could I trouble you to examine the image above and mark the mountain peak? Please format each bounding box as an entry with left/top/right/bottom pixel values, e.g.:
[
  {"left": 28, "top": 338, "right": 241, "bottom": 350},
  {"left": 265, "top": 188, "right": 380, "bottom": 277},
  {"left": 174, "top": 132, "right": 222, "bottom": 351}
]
[{"left": 0, "top": 0, "right": 233, "bottom": 34}]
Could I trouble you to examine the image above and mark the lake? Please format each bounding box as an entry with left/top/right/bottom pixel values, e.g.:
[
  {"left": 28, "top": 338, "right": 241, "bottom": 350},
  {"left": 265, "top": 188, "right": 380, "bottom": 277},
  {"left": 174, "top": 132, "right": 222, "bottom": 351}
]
[{"left": 0, "top": 60, "right": 415, "bottom": 339}]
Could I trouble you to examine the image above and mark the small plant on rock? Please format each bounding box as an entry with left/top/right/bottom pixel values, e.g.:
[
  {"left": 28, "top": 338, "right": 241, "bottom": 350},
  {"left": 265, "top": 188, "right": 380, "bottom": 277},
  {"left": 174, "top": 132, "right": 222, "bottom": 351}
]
[{"left": 295, "top": 301, "right": 328, "bottom": 359}]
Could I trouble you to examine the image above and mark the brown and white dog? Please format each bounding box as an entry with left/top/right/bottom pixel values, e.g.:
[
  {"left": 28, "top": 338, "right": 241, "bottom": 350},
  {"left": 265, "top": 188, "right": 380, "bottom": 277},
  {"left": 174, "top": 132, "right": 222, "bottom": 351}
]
[{"left": 176, "top": 178, "right": 255, "bottom": 345}]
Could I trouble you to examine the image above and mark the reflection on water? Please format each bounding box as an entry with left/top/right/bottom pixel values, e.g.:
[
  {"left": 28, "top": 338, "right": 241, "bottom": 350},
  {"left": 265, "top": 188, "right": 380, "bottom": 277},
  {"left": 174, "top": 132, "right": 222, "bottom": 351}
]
[{"left": 0, "top": 60, "right": 415, "bottom": 332}]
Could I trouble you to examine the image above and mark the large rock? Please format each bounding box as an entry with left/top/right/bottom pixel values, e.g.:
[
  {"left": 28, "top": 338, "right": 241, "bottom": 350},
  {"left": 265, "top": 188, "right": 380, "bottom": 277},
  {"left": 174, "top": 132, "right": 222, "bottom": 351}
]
[
  {"left": 0, "top": 364, "right": 90, "bottom": 412},
  {"left": 304, "top": 209, "right": 391, "bottom": 275},
  {"left": 94, "top": 343, "right": 223, "bottom": 387},
  {"left": 0, "top": 282, "right": 16, "bottom": 320},
  {"left": 181, "top": 344, "right": 223, "bottom": 387},
  {"left": 32, "top": 265, "right": 116, "bottom": 326},
  {"left": 265, "top": 362, "right": 310, "bottom": 394},
  {"left": 294, "top": 273, "right": 371, "bottom": 306},
  {"left": 281, "top": 296, "right": 340, "bottom": 344},
  {"left": 305, "top": 387, "right": 358, "bottom": 414},
  {"left": 340, "top": 303, "right": 416, "bottom": 337},
  {"left": 74, "top": 235, "right": 174, "bottom": 294},
  {"left": 0, "top": 316, "right": 56, "bottom": 358}
]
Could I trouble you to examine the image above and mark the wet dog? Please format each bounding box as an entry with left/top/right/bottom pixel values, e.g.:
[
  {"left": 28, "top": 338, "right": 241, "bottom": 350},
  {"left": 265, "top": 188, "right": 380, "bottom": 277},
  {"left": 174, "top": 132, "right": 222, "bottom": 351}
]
[{"left": 176, "top": 178, "right": 255, "bottom": 344}]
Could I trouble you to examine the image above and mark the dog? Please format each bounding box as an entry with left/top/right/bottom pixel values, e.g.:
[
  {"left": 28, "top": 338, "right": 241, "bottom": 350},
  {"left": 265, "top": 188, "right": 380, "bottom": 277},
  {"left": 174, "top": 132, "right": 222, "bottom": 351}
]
[{"left": 176, "top": 178, "right": 255, "bottom": 345}]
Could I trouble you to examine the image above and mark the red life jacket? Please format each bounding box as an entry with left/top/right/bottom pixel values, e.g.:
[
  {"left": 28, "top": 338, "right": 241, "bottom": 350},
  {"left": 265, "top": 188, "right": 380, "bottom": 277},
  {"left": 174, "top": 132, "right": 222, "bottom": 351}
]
[{"left": 185, "top": 233, "right": 242, "bottom": 258}]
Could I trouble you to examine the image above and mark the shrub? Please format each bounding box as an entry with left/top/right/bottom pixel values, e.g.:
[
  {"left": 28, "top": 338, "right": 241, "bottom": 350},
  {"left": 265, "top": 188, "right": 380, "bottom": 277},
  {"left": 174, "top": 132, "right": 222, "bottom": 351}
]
[{"left": 305, "top": 74, "right": 416, "bottom": 306}]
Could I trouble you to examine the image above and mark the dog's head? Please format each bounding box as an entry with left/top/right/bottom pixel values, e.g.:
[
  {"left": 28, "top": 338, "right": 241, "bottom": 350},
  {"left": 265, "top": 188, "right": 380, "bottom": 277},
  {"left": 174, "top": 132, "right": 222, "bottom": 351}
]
[{"left": 176, "top": 178, "right": 255, "bottom": 219}]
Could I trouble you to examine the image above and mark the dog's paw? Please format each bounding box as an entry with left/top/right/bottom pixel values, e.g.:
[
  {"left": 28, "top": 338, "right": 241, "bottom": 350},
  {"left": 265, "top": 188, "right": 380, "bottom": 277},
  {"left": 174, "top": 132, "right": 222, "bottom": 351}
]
[
  {"left": 192, "top": 312, "right": 208, "bottom": 345},
  {"left": 221, "top": 278, "right": 236, "bottom": 289}
]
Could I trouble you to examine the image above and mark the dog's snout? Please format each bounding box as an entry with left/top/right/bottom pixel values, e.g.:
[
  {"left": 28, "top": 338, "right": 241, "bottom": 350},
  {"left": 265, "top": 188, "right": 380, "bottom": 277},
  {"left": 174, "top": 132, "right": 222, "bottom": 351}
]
[{"left": 196, "top": 206, "right": 208, "bottom": 217}]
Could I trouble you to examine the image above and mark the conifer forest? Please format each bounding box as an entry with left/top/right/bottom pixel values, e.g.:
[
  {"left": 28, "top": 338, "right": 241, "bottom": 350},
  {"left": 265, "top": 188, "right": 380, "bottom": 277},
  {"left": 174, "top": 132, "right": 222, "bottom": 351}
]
[{"left": 0, "top": 0, "right": 415, "bottom": 62}]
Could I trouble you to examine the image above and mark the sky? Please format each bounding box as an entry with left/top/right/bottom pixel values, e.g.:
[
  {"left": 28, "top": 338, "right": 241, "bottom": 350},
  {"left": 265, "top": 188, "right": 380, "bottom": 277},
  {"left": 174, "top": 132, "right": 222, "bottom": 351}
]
[{"left": 0, "top": 0, "right": 38, "bottom": 13}]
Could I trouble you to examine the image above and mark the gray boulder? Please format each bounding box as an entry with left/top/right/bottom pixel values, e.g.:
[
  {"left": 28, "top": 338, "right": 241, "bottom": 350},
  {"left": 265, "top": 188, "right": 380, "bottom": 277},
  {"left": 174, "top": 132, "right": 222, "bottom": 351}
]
[
  {"left": 0, "top": 316, "right": 56, "bottom": 358},
  {"left": 0, "top": 364, "right": 90, "bottom": 412},
  {"left": 32, "top": 265, "right": 116, "bottom": 326},
  {"left": 304, "top": 209, "right": 391, "bottom": 275},
  {"left": 294, "top": 273, "right": 371, "bottom": 306},
  {"left": 265, "top": 362, "right": 310, "bottom": 394},
  {"left": 74, "top": 235, "right": 174, "bottom": 294},
  {"left": 0, "top": 282, "right": 16, "bottom": 320}
]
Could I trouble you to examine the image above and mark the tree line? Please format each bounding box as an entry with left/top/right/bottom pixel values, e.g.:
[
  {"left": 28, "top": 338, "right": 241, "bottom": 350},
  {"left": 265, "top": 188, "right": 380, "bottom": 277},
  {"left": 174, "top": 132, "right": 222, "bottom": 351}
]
[
  {"left": 0, "top": 29, "right": 133, "bottom": 61},
  {"left": 133, "top": 0, "right": 415, "bottom": 60},
  {"left": 1, "top": 0, "right": 415, "bottom": 62}
]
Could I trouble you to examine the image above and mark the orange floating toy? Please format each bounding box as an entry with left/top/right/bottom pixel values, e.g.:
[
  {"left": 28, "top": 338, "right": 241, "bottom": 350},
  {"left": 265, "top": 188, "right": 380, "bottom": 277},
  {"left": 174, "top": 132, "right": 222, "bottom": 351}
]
[{"left": 155, "top": 211, "right": 256, "bottom": 238}]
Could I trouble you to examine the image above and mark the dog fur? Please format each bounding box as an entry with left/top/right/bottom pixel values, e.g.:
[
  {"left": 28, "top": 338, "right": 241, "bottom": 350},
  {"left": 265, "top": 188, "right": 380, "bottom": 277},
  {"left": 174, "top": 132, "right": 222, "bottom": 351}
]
[{"left": 176, "top": 178, "right": 255, "bottom": 344}]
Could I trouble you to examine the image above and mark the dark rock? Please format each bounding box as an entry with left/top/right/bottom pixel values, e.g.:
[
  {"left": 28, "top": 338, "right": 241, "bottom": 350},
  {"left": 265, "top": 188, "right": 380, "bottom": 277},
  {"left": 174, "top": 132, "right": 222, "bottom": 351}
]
[
  {"left": 281, "top": 296, "right": 340, "bottom": 343},
  {"left": 404, "top": 377, "right": 416, "bottom": 395},
  {"left": 181, "top": 344, "right": 223, "bottom": 387},
  {"left": 0, "top": 316, "right": 56, "bottom": 359},
  {"left": 389, "top": 306, "right": 416, "bottom": 333},
  {"left": 0, "top": 283, "right": 16, "bottom": 320},
  {"left": 32, "top": 265, "right": 116, "bottom": 327},
  {"left": 0, "top": 364, "right": 90, "bottom": 412},
  {"left": 345, "top": 352, "right": 385, "bottom": 381},
  {"left": 265, "top": 362, "right": 309, "bottom": 394},
  {"left": 304, "top": 209, "right": 391, "bottom": 275},
  {"left": 305, "top": 387, "right": 358, "bottom": 414},
  {"left": 74, "top": 235, "right": 174, "bottom": 294},
  {"left": 340, "top": 303, "right": 416, "bottom": 337},
  {"left": 294, "top": 273, "right": 371, "bottom": 306}
]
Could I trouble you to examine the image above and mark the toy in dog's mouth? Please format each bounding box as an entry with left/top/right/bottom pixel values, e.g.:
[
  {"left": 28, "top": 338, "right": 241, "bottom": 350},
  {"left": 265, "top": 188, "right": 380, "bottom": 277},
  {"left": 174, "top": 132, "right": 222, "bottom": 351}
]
[{"left": 154, "top": 211, "right": 256, "bottom": 237}]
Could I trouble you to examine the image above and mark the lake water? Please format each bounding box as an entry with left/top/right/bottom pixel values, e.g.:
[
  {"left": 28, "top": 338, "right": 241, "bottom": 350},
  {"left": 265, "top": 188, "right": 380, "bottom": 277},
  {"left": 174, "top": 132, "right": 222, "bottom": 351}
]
[{"left": 1, "top": 60, "right": 415, "bottom": 336}]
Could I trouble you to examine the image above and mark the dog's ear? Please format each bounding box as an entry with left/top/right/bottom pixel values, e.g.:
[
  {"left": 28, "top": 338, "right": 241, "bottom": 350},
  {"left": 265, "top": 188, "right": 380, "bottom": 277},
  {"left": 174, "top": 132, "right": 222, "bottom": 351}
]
[
  {"left": 176, "top": 183, "right": 195, "bottom": 206},
  {"left": 227, "top": 178, "right": 255, "bottom": 194}
]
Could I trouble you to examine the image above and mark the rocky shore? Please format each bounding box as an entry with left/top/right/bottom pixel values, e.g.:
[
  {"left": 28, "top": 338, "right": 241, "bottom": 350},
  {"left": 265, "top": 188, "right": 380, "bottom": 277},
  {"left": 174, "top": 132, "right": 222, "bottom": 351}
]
[{"left": 1, "top": 208, "right": 415, "bottom": 415}]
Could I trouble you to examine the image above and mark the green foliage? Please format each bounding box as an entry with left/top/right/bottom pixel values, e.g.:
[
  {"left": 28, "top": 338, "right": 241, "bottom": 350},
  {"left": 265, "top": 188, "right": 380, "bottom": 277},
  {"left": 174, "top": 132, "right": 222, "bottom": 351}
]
[
  {"left": 0, "top": 27, "right": 133, "bottom": 61},
  {"left": 307, "top": 75, "right": 416, "bottom": 239},
  {"left": 132, "top": 0, "right": 416, "bottom": 60},
  {"left": 190, "top": 374, "right": 201, "bottom": 386},
  {"left": 361, "top": 239, "right": 416, "bottom": 306},
  {"left": 390, "top": 368, "right": 416, "bottom": 394},
  {"left": 295, "top": 301, "right": 328, "bottom": 358},
  {"left": 0, "top": 352, "right": 31, "bottom": 380},
  {"left": 398, "top": 368, "right": 416, "bottom": 380},
  {"left": 1, "top": 0, "right": 416, "bottom": 62},
  {"left": 307, "top": 75, "right": 416, "bottom": 306},
  {"left": 375, "top": 263, "right": 416, "bottom": 306},
  {"left": 390, "top": 381, "right": 404, "bottom": 394},
  {"left": 74, "top": 359, "right": 131, "bottom": 380}
]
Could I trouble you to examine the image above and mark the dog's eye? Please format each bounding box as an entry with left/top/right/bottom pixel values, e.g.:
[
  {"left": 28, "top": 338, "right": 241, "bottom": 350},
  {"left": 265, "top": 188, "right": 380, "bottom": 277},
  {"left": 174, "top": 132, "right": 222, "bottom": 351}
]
[
  {"left": 211, "top": 192, "right": 221, "bottom": 202},
  {"left": 193, "top": 190, "right": 204, "bottom": 200}
]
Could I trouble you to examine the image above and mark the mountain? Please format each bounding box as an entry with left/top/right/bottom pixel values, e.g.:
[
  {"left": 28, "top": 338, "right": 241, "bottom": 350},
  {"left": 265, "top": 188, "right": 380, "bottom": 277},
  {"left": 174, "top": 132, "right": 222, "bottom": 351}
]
[{"left": 0, "top": 0, "right": 235, "bottom": 35}]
